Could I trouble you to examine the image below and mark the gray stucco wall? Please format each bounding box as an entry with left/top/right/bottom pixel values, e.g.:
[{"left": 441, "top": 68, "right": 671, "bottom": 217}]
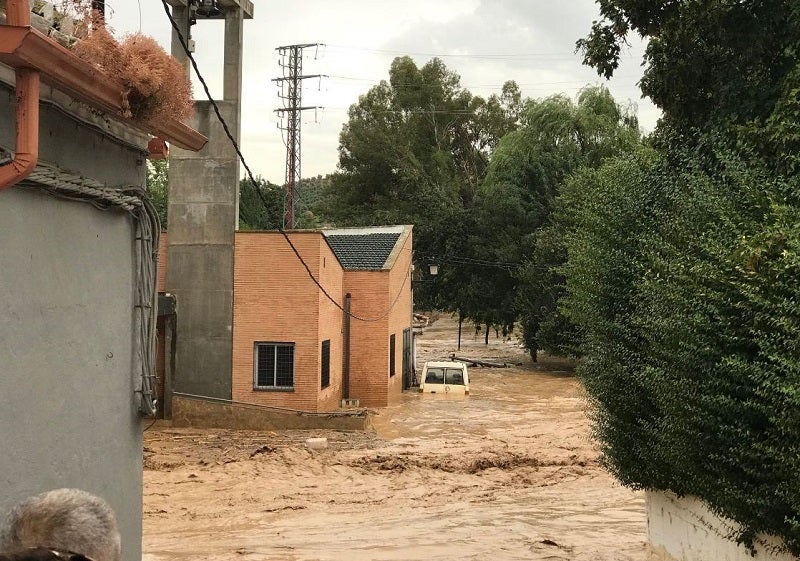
[{"left": 0, "top": 76, "right": 145, "bottom": 561}]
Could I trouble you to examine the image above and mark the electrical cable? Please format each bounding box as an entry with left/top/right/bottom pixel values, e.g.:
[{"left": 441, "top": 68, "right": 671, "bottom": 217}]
[
  {"left": 159, "top": 0, "right": 412, "bottom": 323},
  {"left": 326, "top": 75, "right": 643, "bottom": 90},
  {"left": 324, "top": 44, "right": 582, "bottom": 61},
  {"left": 19, "top": 162, "right": 160, "bottom": 418}
]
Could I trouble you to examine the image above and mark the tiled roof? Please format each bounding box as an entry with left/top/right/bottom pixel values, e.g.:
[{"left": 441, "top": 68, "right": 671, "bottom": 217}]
[{"left": 324, "top": 232, "right": 402, "bottom": 270}]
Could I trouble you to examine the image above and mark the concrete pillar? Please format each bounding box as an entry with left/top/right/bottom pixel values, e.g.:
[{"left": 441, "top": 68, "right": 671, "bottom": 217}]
[
  {"left": 166, "top": 5, "right": 243, "bottom": 401},
  {"left": 223, "top": 7, "right": 244, "bottom": 104},
  {"left": 170, "top": 6, "right": 190, "bottom": 70}
]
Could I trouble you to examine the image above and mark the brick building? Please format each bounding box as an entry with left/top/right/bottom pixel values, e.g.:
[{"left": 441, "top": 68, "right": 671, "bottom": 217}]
[{"left": 158, "top": 225, "right": 413, "bottom": 412}]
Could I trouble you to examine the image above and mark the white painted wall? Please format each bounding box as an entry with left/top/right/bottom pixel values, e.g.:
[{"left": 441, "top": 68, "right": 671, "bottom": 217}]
[{"left": 646, "top": 492, "right": 795, "bottom": 561}]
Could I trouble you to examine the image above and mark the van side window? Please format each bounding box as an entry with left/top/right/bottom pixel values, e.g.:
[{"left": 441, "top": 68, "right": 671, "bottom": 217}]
[{"left": 425, "top": 367, "right": 444, "bottom": 384}]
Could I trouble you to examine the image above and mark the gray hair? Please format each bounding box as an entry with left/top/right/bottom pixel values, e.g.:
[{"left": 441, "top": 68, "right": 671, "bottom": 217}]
[{"left": 0, "top": 489, "right": 120, "bottom": 561}]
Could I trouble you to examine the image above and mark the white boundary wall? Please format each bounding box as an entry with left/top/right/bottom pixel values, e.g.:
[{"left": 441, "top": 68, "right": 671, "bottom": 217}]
[{"left": 647, "top": 492, "right": 796, "bottom": 561}]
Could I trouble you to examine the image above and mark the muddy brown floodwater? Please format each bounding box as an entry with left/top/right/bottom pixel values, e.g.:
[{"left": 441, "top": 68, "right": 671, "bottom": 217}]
[{"left": 142, "top": 315, "right": 647, "bottom": 561}]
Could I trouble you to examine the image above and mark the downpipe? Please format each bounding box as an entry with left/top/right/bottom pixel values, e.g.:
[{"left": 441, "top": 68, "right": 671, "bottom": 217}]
[{"left": 0, "top": 0, "right": 40, "bottom": 191}]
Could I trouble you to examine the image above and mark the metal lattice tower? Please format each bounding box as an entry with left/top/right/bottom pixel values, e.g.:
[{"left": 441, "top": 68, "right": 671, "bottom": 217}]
[{"left": 274, "top": 43, "right": 323, "bottom": 229}]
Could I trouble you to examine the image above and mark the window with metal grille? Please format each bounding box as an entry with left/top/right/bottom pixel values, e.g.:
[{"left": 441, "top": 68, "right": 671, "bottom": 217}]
[
  {"left": 254, "top": 342, "right": 294, "bottom": 390},
  {"left": 321, "top": 339, "right": 330, "bottom": 389},
  {"left": 389, "top": 334, "right": 396, "bottom": 377}
]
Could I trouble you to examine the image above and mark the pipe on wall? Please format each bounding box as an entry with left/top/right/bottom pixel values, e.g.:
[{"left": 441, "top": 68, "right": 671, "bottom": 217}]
[
  {"left": 343, "top": 293, "right": 351, "bottom": 399},
  {"left": 0, "top": 0, "right": 40, "bottom": 192}
]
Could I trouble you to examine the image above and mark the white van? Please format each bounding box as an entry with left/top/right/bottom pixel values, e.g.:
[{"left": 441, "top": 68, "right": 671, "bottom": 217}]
[{"left": 419, "top": 361, "right": 469, "bottom": 395}]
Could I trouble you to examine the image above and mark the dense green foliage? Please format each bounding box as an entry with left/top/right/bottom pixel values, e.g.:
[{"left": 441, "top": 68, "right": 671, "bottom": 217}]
[
  {"left": 316, "top": 58, "right": 641, "bottom": 335},
  {"left": 566, "top": 0, "right": 800, "bottom": 552},
  {"left": 240, "top": 176, "right": 329, "bottom": 230},
  {"left": 146, "top": 159, "right": 169, "bottom": 229},
  {"left": 315, "top": 57, "right": 522, "bottom": 313},
  {"left": 478, "top": 87, "right": 640, "bottom": 357},
  {"left": 577, "top": 0, "right": 800, "bottom": 130},
  {"left": 238, "top": 176, "right": 284, "bottom": 230},
  {"left": 318, "top": 56, "right": 519, "bottom": 230},
  {"left": 561, "top": 137, "right": 800, "bottom": 552}
]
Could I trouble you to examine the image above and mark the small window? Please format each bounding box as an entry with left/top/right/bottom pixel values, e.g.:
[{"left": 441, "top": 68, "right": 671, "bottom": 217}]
[
  {"left": 254, "top": 342, "right": 294, "bottom": 390},
  {"left": 321, "top": 339, "right": 331, "bottom": 389},
  {"left": 389, "top": 334, "right": 396, "bottom": 377}
]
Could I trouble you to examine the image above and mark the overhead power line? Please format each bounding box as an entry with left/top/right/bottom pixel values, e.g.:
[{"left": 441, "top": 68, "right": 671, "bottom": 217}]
[
  {"left": 324, "top": 44, "right": 584, "bottom": 60},
  {"left": 326, "top": 74, "right": 645, "bottom": 90}
]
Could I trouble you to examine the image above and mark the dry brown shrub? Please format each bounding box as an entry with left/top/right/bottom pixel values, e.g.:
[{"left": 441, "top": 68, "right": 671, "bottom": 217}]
[
  {"left": 71, "top": 26, "right": 118, "bottom": 73},
  {"left": 54, "top": 0, "right": 103, "bottom": 37},
  {"left": 71, "top": 29, "right": 194, "bottom": 124},
  {"left": 119, "top": 33, "right": 194, "bottom": 122}
]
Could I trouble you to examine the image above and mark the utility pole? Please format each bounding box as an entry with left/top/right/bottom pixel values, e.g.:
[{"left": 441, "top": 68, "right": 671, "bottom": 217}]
[{"left": 273, "top": 43, "right": 323, "bottom": 229}]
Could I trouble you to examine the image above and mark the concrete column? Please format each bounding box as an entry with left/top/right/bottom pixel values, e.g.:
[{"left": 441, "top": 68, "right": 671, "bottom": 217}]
[
  {"left": 166, "top": 7, "right": 242, "bottom": 401},
  {"left": 170, "top": 5, "right": 190, "bottom": 70},
  {"left": 223, "top": 7, "right": 244, "bottom": 106},
  {"left": 223, "top": 6, "right": 243, "bottom": 224}
]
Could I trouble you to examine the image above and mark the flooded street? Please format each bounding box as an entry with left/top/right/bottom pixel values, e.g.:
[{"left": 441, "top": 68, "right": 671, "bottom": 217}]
[{"left": 142, "top": 316, "right": 647, "bottom": 561}]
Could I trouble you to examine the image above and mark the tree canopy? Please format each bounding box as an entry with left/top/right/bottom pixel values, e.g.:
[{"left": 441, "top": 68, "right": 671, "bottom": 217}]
[
  {"left": 567, "top": 1, "right": 800, "bottom": 552},
  {"left": 317, "top": 57, "right": 642, "bottom": 338},
  {"left": 315, "top": 57, "right": 524, "bottom": 313},
  {"left": 577, "top": 0, "right": 800, "bottom": 130},
  {"left": 320, "top": 56, "right": 521, "bottom": 230},
  {"left": 476, "top": 86, "right": 640, "bottom": 357}
]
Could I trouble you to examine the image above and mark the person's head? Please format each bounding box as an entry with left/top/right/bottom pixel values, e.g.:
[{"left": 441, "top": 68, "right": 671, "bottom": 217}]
[
  {"left": 0, "top": 489, "right": 120, "bottom": 561},
  {"left": 0, "top": 547, "right": 95, "bottom": 561}
]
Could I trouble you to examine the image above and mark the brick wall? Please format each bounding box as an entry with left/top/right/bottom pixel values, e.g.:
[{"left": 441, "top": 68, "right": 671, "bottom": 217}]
[
  {"left": 163, "top": 227, "right": 412, "bottom": 412},
  {"left": 316, "top": 243, "right": 345, "bottom": 411},
  {"left": 345, "top": 227, "right": 413, "bottom": 407},
  {"left": 345, "top": 270, "right": 390, "bottom": 407},
  {"left": 386, "top": 229, "right": 413, "bottom": 403},
  {"left": 232, "top": 232, "right": 344, "bottom": 412}
]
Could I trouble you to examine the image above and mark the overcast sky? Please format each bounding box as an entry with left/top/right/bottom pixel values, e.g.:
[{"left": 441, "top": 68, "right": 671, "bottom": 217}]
[{"left": 106, "top": 0, "right": 659, "bottom": 185}]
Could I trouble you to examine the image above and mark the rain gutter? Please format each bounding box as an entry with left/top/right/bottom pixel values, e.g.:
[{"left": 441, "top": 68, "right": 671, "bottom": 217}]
[{"left": 0, "top": 2, "right": 206, "bottom": 190}]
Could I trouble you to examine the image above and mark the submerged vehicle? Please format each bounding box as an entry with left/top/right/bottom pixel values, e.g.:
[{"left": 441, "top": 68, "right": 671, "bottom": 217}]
[{"left": 419, "top": 361, "right": 469, "bottom": 395}]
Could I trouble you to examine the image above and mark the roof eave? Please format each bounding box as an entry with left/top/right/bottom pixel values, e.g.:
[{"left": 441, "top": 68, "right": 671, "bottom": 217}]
[{"left": 0, "top": 25, "right": 207, "bottom": 151}]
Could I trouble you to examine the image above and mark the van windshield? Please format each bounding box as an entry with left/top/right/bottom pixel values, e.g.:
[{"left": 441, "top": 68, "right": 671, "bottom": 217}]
[
  {"left": 425, "top": 368, "right": 444, "bottom": 384},
  {"left": 445, "top": 368, "right": 464, "bottom": 385}
]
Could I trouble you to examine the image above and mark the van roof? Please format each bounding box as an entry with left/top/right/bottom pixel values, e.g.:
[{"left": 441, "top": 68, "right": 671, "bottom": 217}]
[{"left": 424, "top": 361, "right": 466, "bottom": 368}]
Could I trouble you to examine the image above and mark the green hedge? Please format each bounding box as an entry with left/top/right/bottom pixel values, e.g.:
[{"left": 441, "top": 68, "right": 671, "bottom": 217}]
[{"left": 561, "top": 138, "right": 800, "bottom": 553}]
